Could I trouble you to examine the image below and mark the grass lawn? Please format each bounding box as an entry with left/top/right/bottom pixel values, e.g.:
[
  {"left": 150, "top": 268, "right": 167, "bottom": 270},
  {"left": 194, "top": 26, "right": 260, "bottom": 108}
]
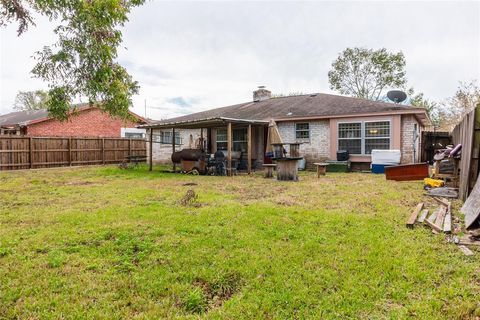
[{"left": 1, "top": 165, "right": 479, "bottom": 319}]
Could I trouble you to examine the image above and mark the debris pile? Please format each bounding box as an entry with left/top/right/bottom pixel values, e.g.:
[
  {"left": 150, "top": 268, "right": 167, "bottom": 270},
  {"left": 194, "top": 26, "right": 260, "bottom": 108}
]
[{"left": 406, "top": 197, "right": 480, "bottom": 255}]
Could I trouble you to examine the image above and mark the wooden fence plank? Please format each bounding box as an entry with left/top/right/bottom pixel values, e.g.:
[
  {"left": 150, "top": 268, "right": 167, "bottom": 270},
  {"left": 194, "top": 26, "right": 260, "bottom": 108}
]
[{"left": 0, "top": 136, "right": 146, "bottom": 171}]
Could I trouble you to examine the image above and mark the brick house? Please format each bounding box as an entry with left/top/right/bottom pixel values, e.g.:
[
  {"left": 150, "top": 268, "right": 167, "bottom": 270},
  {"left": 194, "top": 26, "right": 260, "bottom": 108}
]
[
  {"left": 142, "top": 87, "right": 430, "bottom": 169},
  {"left": 0, "top": 104, "right": 148, "bottom": 138}
]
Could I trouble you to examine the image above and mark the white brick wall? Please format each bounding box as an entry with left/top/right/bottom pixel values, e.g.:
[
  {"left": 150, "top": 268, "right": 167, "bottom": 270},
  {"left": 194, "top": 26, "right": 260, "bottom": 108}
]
[
  {"left": 147, "top": 128, "right": 202, "bottom": 164},
  {"left": 401, "top": 115, "right": 421, "bottom": 164},
  {"left": 277, "top": 121, "right": 330, "bottom": 167}
]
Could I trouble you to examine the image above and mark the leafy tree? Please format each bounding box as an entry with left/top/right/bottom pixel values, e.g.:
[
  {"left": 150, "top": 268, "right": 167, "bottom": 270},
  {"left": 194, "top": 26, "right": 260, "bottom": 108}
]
[
  {"left": 0, "top": 0, "right": 144, "bottom": 120},
  {"left": 406, "top": 87, "right": 440, "bottom": 126},
  {"left": 13, "top": 90, "right": 49, "bottom": 111},
  {"left": 328, "top": 48, "right": 407, "bottom": 101}
]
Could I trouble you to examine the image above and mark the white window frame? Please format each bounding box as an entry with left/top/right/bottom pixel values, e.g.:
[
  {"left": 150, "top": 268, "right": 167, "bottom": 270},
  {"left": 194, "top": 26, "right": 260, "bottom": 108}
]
[
  {"left": 295, "top": 123, "right": 310, "bottom": 140},
  {"left": 216, "top": 128, "right": 228, "bottom": 150},
  {"left": 337, "top": 120, "right": 391, "bottom": 155},
  {"left": 338, "top": 121, "right": 363, "bottom": 155},
  {"left": 216, "top": 127, "right": 248, "bottom": 151},
  {"left": 156, "top": 130, "right": 181, "bottom": 145},
  {"left": 121, "top": 127, "right": 146, "bottom": 139}
]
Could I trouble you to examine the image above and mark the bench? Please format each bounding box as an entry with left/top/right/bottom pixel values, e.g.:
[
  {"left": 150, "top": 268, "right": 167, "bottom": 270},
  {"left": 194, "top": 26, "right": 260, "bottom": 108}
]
[
  {"left": 262, "top": 164, "right": 277, "bottom": 178},
  {"left": 313, "top": 162, "right": 329, "bottom": 177}
]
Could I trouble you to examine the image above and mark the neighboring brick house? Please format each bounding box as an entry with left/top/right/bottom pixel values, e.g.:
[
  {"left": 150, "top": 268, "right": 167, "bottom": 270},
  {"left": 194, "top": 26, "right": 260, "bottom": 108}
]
[
  {"left": 142, "top": 87, "right": 430, "bottom": 168},
  {"left": 0, "top": 104, "right": 148, "bottom": 138}
]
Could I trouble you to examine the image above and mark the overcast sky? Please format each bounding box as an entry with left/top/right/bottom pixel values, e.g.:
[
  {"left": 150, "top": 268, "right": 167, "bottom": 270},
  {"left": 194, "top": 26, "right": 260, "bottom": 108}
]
[{"left": 1, "top": 1, "right": 479, "bottom": 120}]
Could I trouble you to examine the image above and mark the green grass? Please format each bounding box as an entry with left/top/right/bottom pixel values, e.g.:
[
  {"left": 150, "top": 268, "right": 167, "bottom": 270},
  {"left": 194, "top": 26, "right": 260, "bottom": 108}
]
[{"left": 0, "top": 165, "right": 479, "bottom": 319}]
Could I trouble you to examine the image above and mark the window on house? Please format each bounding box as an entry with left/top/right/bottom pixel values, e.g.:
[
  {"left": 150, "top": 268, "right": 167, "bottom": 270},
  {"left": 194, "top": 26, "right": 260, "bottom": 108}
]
[
  {"left": 364, "top": 121, "right": 390, "bottom": 154},
  {"left": 233, "top": 128, "right": 247, "bottom": 152},
  {"left": 295, "top": 123, "right": 310, "bottom": 139},
  {"left": 157, "top": 131, "right": 181, "bottom": 144},
  {"left": 338, "top": 121, "right": 390, "bottom": 155},
  {"left": 216, "top": 128, "right": 248, "bottom": 152},
  {"left": 216, "top": 128, "right": 227, "bottom": 151},
  {"left": 338, "top": 122, "right": 362, "bottom": 154},
  {"left": 125, "top": 132, "right": 145, "bottom": 139}
]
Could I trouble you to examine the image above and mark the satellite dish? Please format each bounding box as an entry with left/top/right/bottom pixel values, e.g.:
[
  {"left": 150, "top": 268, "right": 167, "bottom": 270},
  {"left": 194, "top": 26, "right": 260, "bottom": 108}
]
[{"left": 387, "top": 90, "right": 407, "bottom": 103}]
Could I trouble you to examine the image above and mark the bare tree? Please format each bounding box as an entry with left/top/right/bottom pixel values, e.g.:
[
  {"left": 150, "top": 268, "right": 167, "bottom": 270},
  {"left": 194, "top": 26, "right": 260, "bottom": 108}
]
[{"left": 438, "top": 80, "right": 480, "bottom": 130}]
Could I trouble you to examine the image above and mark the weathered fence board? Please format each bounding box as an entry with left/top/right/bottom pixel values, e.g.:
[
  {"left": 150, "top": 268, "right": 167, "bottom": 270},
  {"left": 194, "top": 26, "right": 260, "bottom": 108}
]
[
  {"left": 0, "top": 136, "right": 146, "bottom": 171},
  {"left": 452, "top": 106, "right": 480, "bottom": 200}
]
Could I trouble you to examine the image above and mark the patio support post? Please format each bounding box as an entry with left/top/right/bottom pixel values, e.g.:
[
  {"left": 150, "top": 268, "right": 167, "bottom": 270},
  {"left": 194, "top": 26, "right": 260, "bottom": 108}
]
[
  {"left": 172, "top": 127, "right": 176, "bottom": 173},
  {"left": 149, "top": 129, "right": 153, "bottom": 171},
  {"left": 200, "top": 128, "right": 204, "bottom": 150},
  {"left": 227, "top": 122, "right": 232, "bottom": 176},
  {"left": 247, "top": 124, "right": 252, "bottom": 174}
]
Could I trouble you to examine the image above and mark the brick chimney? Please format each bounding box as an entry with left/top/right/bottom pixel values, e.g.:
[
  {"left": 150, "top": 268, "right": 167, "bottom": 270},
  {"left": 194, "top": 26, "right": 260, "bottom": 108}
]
[{"left": 253, "top": 86, "right": 271, "bottom": 102}]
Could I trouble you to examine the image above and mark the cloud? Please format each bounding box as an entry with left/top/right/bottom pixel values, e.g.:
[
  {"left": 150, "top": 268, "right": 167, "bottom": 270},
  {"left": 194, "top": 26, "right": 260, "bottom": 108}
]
[
  {"left": 1, "top": 1, "right": 479, "bottom": 119},
  {"left": 166, "top": 96, "right": 194, "bottom": 108}
]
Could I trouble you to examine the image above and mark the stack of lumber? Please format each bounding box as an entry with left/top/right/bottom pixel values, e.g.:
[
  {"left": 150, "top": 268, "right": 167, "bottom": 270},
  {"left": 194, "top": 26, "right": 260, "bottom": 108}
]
[
  {"left": 406, "top": 198, "right": 452, "bottom": 234},
  {"left": 406, "top": 198, "right": 480, "bottom": 255}
]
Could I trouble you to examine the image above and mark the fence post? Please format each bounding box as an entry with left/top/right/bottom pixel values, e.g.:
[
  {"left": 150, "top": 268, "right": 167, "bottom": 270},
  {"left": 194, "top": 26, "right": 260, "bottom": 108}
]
[
  {"left": 149, "top": 129, "right": 153, "bottom": 171},
  {"left": 102, "top": 138, "right": 105, "bottom": 165},
  {"left": 128, "top": 139, "right": 132, "bottom": 161},
  {"left": 29, "top": 137, "right": 33, "bottom": 169},
  {"left": 68, "top": 137, "right": 72, "bottom": 166}
]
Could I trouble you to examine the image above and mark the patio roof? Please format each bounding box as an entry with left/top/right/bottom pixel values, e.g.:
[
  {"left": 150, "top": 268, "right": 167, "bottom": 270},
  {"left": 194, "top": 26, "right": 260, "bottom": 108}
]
[{"left": 139, "top": 117, "right": 269, "bottom": 129}]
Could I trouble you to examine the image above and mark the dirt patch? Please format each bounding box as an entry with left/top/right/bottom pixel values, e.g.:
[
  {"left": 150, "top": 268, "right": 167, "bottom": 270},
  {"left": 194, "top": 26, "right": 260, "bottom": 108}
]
[
  {"left": 64, "top": 181, "right": 96, "bottom": 186},
  {"left": 179, "top": 271, "right": 243, "bottom": 314},
  {"left": 178, "top": 189, "right": 201, "bottom": 207}
]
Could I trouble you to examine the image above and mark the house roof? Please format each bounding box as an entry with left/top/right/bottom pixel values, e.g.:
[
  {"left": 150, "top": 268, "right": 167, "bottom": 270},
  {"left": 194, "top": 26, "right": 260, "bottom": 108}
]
[
  {"left": 143, "top": 93, "right": 430, "bottom": 129},
  {"left": 0, "top": 104, "right": 147, "bottom": 128}
]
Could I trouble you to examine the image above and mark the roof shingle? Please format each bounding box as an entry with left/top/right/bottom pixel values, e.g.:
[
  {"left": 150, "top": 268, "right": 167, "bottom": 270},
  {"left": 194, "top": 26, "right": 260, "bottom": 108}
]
[{"left": 149, "top": 93, "right": 428, "bottom": 126}]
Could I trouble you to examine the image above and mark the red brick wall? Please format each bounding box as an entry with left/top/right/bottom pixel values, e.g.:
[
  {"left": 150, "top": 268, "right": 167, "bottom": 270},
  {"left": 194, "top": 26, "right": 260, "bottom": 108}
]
[{"left": 26, "top": 108, "right": 142, "bottom": 137}]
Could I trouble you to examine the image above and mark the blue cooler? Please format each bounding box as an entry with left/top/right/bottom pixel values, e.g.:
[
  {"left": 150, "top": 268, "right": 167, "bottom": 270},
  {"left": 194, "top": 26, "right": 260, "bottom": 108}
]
[
  {"left": 371, "top": 150, "right": 401, "bottom": 174},
  {"left": 371, "top": 164, "right": 388, "bottom": 174}
]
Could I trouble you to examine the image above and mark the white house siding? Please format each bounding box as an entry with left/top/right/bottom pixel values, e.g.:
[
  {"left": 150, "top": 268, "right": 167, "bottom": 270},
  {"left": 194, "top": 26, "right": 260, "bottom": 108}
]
[
  {"left": 277, "top": 121, "right": 330, "bottom": 167},
  {"left": 147, "top": 126, "right": 265, "bottom": 168},
  {"left": 147, "top": 128, "right": 202, "bottom": 164},
  {"left": 401, "top": 115, "right": 422, "bottom": 164}
]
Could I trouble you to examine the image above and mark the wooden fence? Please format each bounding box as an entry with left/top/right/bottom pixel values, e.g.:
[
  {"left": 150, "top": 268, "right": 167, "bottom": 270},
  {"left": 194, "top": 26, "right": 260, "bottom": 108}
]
[
  {"left": 0, "top": 136, "right": 146, "bottom": 171},
  {"left": 452, "top": 106, "right": 480, "bottom": 200}
]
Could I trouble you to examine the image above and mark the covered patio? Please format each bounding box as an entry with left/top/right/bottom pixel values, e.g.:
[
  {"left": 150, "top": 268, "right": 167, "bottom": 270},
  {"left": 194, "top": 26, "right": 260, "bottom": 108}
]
[{"left": 142, "top": 117, "right": 269, "bottom": 176}]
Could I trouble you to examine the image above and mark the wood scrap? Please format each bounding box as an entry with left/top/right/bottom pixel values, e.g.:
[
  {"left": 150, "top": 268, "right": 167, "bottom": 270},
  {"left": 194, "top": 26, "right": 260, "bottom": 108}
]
[
  {"left": 443, "top": 209, "right": 452, "bottom": 234},
  {"left": 424, "top": 207, "right": 442, "bottom": 232},
  {"left": 458, "top": 245, "right": 474, "bottom": 256},
  {"left": 434, "top": 206, "right": 447, "bottom": 231},
  {"left": 406, "top": 203, "right": 424, "bottom": 229},
  {"left": 458, "top": 236, "right": 480, "bottom": 246},
  {"left": 417, "top": 209, "right": 429, "bottom": 223},
  {"left": 425, "top": 187, "right": 458, "bottom": 198},
  {"left": 432, "top": 197, "right": 450, "bottom": 207},
  {"left": 461, "top": 174, "right": 480, "bottom": 229},
  {"left": 468, "top": 228, "right": 480, "bottom": 239}
]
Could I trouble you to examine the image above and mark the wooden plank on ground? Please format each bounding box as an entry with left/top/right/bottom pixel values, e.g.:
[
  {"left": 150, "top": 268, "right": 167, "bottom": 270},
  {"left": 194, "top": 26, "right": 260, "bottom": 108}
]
[
  {"left": 458, "top": 238, "right": 480, "bottom": 246},
  {"left": 425, "top": 187, "right": 459, "bottom": 198},
  {"left": 434, "top": 205, "right": 447, "bottom": 230},
  {"left": 425, "top": 207, "right": 442, "bottom": 232},
  {"left": 461, "top": 174, "right": 480, "bottom": 229},
  {"left": 417, "top": 209, "right": 429, "bottom": 223},
  {"left": 432, "top": 197, "right": 450, "bottom": 207},
  {"left": 458, "top": 245, "right": 474, "bottom": 256},
  {"left": 406, "top": 203, "right": 424, "bottom": 228},
  {"left": 443, "top": 209, "right": 452, "bottom": 234}
]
